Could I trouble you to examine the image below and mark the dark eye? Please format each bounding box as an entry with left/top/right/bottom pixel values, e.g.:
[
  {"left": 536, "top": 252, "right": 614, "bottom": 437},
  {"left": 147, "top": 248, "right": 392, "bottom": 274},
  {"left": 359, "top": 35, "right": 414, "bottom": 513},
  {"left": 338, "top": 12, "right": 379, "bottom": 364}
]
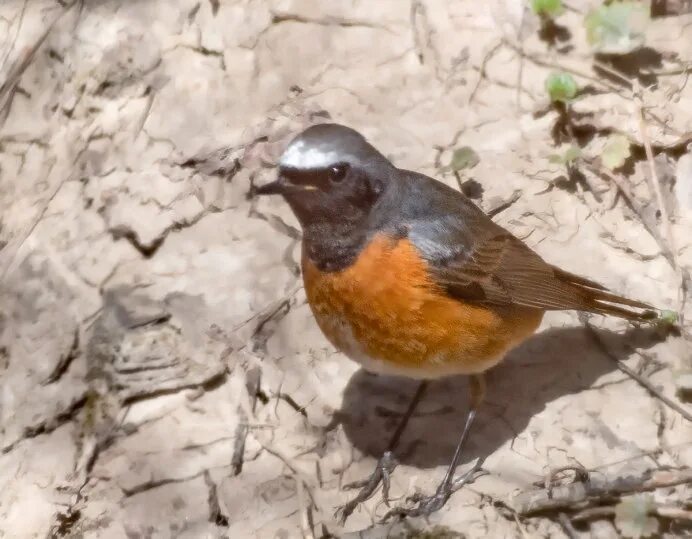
[{"left": 328, "top": 163, "right": 349, "bottom": 183}]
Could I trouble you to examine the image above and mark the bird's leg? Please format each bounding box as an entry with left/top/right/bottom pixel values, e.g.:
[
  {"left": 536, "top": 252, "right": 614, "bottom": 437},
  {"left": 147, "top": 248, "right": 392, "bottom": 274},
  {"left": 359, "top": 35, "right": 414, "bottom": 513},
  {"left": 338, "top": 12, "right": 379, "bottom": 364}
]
[
  {"left": 383, "top": 374, "right": 487, "bottom": 521},
  {"left": 336, "top": 380, "right": 428, "bottom": 523}
]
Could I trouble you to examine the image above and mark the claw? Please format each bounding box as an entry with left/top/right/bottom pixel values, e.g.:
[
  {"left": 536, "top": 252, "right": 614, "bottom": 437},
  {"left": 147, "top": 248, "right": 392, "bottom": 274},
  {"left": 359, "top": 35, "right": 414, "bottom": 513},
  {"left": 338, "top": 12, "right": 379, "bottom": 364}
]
[
  {"left": 335, "top": 451, "right": 399, "bottom": 524},
  {"left": 381, "top": 460, "right": 486, "bottom": 522},
  {"left": 335, "top": 381, "right": 429, "bottom": 524},
  {"left": 405, "top": 491, "right": 425, "bottom": 504},
  {"left": 380, "top": 452, "right": 397, "bottom": 506},
  {"left": 382, "top": 487, "right": 450, "bottom": 521},
  {"left": 451, "top": 457, "right": 486, "bottom": 492}
]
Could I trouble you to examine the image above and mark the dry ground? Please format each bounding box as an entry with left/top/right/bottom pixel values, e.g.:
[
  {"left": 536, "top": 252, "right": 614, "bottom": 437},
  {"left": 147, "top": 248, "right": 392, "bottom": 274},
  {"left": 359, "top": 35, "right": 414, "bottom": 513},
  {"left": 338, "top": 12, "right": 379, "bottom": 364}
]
[{"left": 0, "top": 1, "right": 690, "bottom": 538}]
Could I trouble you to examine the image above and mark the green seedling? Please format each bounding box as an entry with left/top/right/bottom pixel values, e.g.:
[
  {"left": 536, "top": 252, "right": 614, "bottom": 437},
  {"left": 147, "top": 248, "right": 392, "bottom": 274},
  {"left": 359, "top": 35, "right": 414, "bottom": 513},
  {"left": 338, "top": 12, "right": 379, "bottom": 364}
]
[
  {"left": 445, "top": 146, "right": 480, "bottom": 172},
  {"left": 657, "top": 309, "right": 678, "bottom": 326},
  {"left": 601, "top": 134, "right": 631, "bottom": 170},
  {"left": 614, "top": 494, "right": 659, "bottom": 539},
  {"left": 545, "top": 72, "right": 578, "bottom": 103},
  {"left": 531, "top": 0, "right": 563, "bottom": 18},
  {"left": 549, "top": 144, "right": 581, "bottom": 165},
  {"left": 585, "top": 2, "right": 649, "bottom": 54}
]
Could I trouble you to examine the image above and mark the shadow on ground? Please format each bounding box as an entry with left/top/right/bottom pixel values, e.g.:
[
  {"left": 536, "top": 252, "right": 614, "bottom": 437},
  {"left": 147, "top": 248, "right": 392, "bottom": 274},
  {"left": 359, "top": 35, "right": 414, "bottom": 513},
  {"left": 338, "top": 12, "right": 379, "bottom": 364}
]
[{"left": 338, "top": 325, "right": 664, "bottom": 469}]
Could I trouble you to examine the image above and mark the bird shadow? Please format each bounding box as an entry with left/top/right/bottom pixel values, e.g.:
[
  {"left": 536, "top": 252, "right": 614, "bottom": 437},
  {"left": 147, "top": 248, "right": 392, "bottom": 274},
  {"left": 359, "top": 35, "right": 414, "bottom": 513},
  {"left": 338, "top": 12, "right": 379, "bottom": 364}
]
[{"left": 337, "top": 324, "right": 665, "bottom": 469}]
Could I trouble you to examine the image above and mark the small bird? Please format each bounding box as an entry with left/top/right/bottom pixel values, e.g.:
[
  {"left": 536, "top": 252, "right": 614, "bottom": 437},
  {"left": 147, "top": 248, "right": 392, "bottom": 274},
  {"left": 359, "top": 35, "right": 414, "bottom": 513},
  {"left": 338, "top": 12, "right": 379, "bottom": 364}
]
[{"left": 254, "top": 123, "right": 655, "bottom": 521}]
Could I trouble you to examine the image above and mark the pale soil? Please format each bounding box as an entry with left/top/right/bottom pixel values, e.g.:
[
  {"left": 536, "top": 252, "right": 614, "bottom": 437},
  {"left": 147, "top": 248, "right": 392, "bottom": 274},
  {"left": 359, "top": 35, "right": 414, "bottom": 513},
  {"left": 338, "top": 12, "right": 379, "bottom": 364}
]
[{"left": 0, "top": 1, "right": 690, "bottom": 538}]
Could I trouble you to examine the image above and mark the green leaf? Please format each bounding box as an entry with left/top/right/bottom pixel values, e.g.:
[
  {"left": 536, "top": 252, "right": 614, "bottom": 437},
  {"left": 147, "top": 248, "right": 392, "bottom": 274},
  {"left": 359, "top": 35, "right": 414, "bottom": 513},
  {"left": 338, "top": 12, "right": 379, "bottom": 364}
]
[
  {"left": 602, "top": 134, "right": 631, "bottom": 170},
  {"left": 545, "top": 72, "right": 578, "bottom": 103},
  {"left": 585, "top": 2, "right": 649, "bottom": 54},
  {"left": 563, "top": 145, "right": 581, "bottom": 163},
  {"left": 531, "top": 0, "right": 563, "bottom": 17},
  {"left": 448, "top": 146, "right": 480, "bottom": 171},
  {"left": 659, "top": 309, "right": 678, "bottom": 325},
  {"left": 549, "top": 144, "right": 581, "bottom": 165},
  {"left": 614, "top": 495, "right": 659, "bottom": 539}
]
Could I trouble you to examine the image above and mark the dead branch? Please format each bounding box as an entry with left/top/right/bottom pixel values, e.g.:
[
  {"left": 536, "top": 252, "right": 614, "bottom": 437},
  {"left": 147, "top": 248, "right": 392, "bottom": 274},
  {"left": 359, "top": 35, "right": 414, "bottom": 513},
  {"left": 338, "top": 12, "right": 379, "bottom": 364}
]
[
  {"left": 582, "top": 159, "right": 675, "bottom": 266},
  {"left": 635, "top": 92, "right": 690, "bottom": 321},
  {"left": 581, "top": 318, "right": 692, "bottom": 423},
  {"left": 231, "top": 366, "right": 261, "bottom": 476},
  {"left": 515, "top": 11, "right": 526, "bottom": 110},
  {"left": 203, "top": 470, "right": 229, "bottom": 527},
  {"left": 410, "top": 0, "right": 441, "bottom": 73},
  {"left": 296, "top": 476, "right": 315, "bottom": 539},
  {"left": 557, "top": 512, "right": 579, "bottom": 539},
  {"left": 468, "top": 40, "right": 503, "bottom": 104},
  {"left": 571, "top": 504, "right": 692, "bottom": 523},
  {"left": 270, "top": 11, "right": 395, "bottom": 33},
  {"left": 510, "top": 467, "right": 692, "bottom": 516},
  {"left": 486, "top": 190, "right": 522, "bottom": 218},
  {"left": 503, "top": 40, "right": 622, "bottom": 94},
  {"left": 254, "top": 437, "right": 317, "bottom": 506},
  {"left": 0, "top": 4, "right": 72, "bottom": 127},
  {"left": 507, "top": 43, "right": 682, "bottom": 137},
  {"left": 0, "top": 0, "right": 28, "bottom": 74},
  {"left": 249, "top": 287, "right": 301, "bottom": 353},
  {"left": 655, "top": 506, "right": 692, "bottom": 521},
  {"left": 41, "top": 328, "right": 79, "bottom": 385}
]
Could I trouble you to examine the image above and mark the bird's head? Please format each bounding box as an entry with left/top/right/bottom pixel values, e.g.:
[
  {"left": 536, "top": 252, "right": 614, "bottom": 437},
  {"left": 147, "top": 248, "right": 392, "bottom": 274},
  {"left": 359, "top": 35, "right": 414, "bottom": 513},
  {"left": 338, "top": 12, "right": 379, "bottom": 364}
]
[{"left": 255, "top": 123, "right": 394, "bottom": 229}]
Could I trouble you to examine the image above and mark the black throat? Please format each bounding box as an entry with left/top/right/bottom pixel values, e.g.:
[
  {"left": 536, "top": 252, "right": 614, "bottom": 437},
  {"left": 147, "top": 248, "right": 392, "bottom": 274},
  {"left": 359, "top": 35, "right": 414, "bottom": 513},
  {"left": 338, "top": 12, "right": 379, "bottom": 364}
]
[{"left": 302, "top": 221, "right": 369, "bottom": 272}]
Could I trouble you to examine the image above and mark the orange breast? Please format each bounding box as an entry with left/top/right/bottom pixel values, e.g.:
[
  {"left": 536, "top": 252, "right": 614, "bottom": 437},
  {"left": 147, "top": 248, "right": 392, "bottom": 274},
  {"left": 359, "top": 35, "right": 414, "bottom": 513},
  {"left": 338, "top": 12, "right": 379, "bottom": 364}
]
[{"left": 302, "top": 234, "right": 543, "bottom": 378}]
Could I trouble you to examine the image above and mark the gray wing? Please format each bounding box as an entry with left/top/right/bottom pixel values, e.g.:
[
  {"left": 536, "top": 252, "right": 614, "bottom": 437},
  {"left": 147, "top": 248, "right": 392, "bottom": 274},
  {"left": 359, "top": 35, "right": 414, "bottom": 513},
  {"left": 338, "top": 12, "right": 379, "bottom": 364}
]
[{"left": 404, "top": 191, "right": 651, "bottom": 319}]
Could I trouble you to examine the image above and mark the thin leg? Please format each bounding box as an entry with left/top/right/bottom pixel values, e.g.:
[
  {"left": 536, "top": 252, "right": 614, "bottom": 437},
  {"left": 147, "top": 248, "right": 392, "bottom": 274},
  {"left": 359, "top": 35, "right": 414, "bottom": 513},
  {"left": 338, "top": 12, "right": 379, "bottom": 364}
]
[
  {"left": 336, "top": 380, "right": 428, "bottom": 523},
  {"left": 440, "top": 374, "right": 485, "bottom": 488},
  {"left": 383, "top": 374, "right": 487, "bottom": 521},
  {"left": 386, "top": 380, "right": 429, "bottom": 452}
]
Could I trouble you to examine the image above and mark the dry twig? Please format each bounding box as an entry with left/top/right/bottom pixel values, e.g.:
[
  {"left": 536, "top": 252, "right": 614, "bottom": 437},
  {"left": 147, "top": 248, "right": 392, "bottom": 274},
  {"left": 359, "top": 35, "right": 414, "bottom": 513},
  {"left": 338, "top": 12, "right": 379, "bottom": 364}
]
[
  {"left": 557, "top": 512, "right": 579, "bottom": 539},
  {"left": 0, "top": 4, "right": 71, "bottom": 126},
  {"left": 582, "top": 318, "right": 692, "bottom": 423},
  {"left": 469, "top": 41, "right": 503, "bottom": 104},
  {"left": 486, "top": 190, "right": 522, "bottom": 218},
  {"left": 582, "top": 160, "right": 674, "bottom": 266},
  {"left": 231, "top": 366, "right": 262, "bottom": 476},
  {"left": 296, "top": 477, "right": 315, "bottom": 539},
  {"left": 571, "top": 504, "right": 692, "bottom": 523},
  {"left": 635, "top": 90, "right": 690, "bottom": 320},
  {"left": 511, "top": 467, "right": 692, "bottom": 516}
]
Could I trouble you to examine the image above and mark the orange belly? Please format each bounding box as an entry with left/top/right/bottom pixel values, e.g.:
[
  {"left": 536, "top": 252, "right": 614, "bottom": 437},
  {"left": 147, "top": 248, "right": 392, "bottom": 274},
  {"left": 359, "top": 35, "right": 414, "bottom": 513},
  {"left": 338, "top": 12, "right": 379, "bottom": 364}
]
[{"left": 302, "top": 234, "right": 543, "bottom": 379}]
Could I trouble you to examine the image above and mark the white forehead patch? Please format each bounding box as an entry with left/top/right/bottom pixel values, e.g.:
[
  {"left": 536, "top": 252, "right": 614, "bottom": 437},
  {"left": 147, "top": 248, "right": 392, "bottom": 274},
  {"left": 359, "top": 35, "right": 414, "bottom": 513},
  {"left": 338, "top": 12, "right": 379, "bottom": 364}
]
[{"left": 279, "top": 139, "right": 345, "bottom": 169}]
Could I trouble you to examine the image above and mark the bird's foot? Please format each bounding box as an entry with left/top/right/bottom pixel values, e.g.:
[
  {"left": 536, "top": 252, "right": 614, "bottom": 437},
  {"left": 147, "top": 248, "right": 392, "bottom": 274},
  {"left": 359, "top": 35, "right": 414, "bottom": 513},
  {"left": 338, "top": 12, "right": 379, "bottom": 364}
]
[
  {"left": 335, "top": 451, "right": 398, "bottom": 524},
  {"left": 382, "top": 458, "right": 486, "bottom": 521},
  {"left": 383, "top": 484, "right": 452, "bottom": 520}
]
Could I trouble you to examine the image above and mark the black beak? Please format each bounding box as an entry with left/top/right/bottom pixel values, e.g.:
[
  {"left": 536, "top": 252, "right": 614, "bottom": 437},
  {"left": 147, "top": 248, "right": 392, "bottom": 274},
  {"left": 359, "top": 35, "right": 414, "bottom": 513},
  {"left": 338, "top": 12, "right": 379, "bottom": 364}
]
[
  {"left": 253, "top": 169, "right": 318, "bottom": 197},
  {"left": 254, "top": 176, "right": 286, "bottom": 196}
]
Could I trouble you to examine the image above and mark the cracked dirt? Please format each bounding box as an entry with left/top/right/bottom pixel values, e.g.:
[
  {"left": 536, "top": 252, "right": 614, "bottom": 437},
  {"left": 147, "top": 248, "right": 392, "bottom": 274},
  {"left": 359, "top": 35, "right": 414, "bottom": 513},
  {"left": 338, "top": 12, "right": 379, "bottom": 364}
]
[{"left": 0, "top": 1, "right": 691, "bottom": 538}]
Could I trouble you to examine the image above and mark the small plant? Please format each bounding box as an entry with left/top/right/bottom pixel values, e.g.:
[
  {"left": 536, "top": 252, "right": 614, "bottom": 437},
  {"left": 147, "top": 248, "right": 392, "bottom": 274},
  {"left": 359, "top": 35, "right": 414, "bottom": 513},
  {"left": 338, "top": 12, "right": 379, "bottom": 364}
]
[
  {"left": 545, "top": 72, "right": 578, "bottom": 103},
  {"left": 531, "top": 0, "right": 563, "bottom": 18},
  {"left": 549, "top": 144, "right": 581, "bottom": 165},
  {"left": 445, "top": 146, "right": 480, "bottom": 172},
  {"left": 601, "top": 133, "right": 631, "bottom": 170},
  {"left": 658, "top": 309, "right": 679, "bottom": 325},
  {"left": 614, "top": 494, "right": 659, "bottom": 538},
  {"left": 585, "top": 1, "right": 649, "bottom": 54}
]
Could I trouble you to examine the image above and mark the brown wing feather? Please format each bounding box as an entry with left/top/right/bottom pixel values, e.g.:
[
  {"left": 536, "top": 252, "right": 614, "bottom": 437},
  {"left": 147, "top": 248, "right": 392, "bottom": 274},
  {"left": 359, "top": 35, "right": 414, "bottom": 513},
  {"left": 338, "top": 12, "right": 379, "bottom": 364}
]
[{"left": 434, "top": 233, "right": 654, "bottom": 321}]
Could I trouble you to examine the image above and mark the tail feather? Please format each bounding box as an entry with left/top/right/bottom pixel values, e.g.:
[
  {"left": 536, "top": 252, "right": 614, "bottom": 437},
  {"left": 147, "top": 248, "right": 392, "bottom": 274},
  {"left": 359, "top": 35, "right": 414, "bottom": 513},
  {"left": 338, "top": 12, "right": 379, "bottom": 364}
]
[
  {"left": 584, "top": 300, "right": 655, "bottom": 321},
  {"left": 554, "top": 267, "right": 656, "bottom": 321},
  {"left": 552, "top": 267, "right": 609, "bottom": 291}
]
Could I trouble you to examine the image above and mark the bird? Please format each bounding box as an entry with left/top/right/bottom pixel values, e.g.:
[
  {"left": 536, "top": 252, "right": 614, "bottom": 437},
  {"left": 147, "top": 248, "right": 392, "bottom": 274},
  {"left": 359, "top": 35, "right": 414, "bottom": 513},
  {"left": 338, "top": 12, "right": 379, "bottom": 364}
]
[{"left": 253, "top": 123, "right": 656, "bottom": 521}]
